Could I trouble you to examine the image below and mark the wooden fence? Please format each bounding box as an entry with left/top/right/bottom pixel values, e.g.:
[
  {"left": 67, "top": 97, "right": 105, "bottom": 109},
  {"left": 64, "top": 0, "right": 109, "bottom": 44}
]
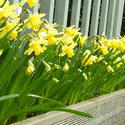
[{"left": 10, "top": 0, "right": 125, "bottom": 38}]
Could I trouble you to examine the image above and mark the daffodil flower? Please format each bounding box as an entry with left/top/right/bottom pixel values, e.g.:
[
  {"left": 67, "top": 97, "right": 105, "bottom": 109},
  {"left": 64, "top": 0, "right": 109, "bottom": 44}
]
[
  {"left": 80, "top": 35, "right": 88, "bottom": 46},
  {"left": 25, "top": 40, "right": 47, "bottom": 56},
  {"left": 24, "top": 13, "right": 45, "bottom": 29},
  {"left": 100, "top": 46, "right": 109, "bottom": 55},
  {"left": 0, "top": 18, "right": 20, "bottom": 39},
  {"left": 59, "top": 43, "right": 77, "bottom": 58}
]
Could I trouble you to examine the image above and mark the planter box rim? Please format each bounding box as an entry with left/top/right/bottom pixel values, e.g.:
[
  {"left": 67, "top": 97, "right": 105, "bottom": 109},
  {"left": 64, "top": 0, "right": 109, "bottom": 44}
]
[{"left": 12, "top": 89, "right": 125, "bottom": 125}]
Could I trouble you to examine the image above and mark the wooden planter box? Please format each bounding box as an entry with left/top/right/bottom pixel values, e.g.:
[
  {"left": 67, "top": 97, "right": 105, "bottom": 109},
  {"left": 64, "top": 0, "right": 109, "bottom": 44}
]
[{"left": 13, "top": 89, "right": 125, "bottom": 125}]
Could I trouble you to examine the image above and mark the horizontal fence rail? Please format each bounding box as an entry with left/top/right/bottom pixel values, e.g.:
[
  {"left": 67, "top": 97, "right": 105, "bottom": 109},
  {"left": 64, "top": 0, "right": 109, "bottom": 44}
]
[{"left": 9, "top": 0, "right": 125, "bottom": 38}]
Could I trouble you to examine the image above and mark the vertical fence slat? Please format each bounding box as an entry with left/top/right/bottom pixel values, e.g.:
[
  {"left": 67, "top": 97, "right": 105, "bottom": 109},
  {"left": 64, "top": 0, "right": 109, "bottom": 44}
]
[
  {"left": 99, "top": 0, "right": 109, "bottom": 35},
  {"left": 81, "top": 0, "right": 92, "bottom": 36},
  {"left": 70, "top": 0, "right": 81, "bottom": 29},
  {"left": 113, "top": 0, "right": 125, "bottom": 36},
  {"left": 106, "top": 0, "right": 116, "bottom": 38},
  {"left": 9, "top": 0, "right": 19, "bottom": 4},
  {"left": 40, "top": 0, "right": 55, "bottom": 24},
  {"left": 31, "top": 0, "right": 39, "bottom": 13},
  {"left": 55, "top": 0, "right": 69, "bottom": 27},
  {"left": 90, "top": 0, "right": 101, "bottom": 36}
]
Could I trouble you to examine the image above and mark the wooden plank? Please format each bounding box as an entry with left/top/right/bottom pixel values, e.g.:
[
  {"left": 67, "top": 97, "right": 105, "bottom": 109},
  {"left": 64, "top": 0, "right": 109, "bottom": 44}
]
[
  {"left": 106, "top": 0, "right": 116, "bottom": 38},
  {"left": 31, "top": 0, "right": 39, "bottom": 13},
  {"left": 40, "top": 0, "right": 55, "bottom": 24},
  {"left": 54, "top": 0, "right": 69, "bottom": 27},
  {"left": 90, "top": 0, "right": 101, "bottom": 36},
  {"left": 81, "top": 0, "right": 92, "bottom": 36},
  {"left": 70, "top": 0, "right": 81, "bottom": 29},
  {"left": 113, "top": 0, "right": 125, "bottom": 36},
  {"left": 99, "top": 0, "right": 109, "bottom": 35}
]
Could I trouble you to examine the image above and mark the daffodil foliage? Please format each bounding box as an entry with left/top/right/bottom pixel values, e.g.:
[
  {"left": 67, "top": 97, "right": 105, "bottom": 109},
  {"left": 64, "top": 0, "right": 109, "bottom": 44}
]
[{"left": 0, "top": 0, "right": 125, "bottom": 124}]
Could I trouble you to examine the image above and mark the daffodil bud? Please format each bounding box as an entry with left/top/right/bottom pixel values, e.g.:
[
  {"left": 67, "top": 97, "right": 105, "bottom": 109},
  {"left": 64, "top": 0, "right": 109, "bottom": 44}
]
[
  {"left": 27, "top": 60, "right": 35, "bottom": 75},
  {"left": 63, "top": 63, "right": 69, "bottom": 72},
  {"left": 0, "top": 50, "right": 3, "bottom": 56},
  {"left": 96, "top": 56, "right": 104, "bottom": 62},
  {"left": 113, "top": 57, "right": 121, "bottom": 64},
  {"left": 116, "top": 63, "right": 123, "bottom": 68},
  {"left": 54, "top": 64, "right": 60, "bottom": 70},
  {"left": 52, "top": 77, "right": 59, "bottom": 83},
  {"left": 78, "top": 68, "right": 82, "bottom": 72},
  {"left": 82, "top": 73, "right": 88, "bottom": 80},
  {"left": 42, "top": 60, "right": 51, "bottom": 72},
  {"left": 83, "top": 50, "right": 91, "bottom": 56}
]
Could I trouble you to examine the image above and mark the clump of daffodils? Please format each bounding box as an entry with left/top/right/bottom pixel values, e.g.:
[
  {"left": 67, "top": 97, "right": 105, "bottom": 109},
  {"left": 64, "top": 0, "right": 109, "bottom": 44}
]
[
  {"left": 1, "top": 0, "right": 125, "bottom": 81},
  {"left": 1, "top": 1, "right": 125, "bottom": 124}
]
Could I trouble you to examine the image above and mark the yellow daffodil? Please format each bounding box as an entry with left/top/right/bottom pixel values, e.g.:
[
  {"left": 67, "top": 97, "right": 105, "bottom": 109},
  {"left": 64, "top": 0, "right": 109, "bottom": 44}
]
[
  {"left": 43, "top": 26, "right": 58, "bottom": 45},
  {"left": 85, "top": 55, "right": 97, "bottom": 66},
  {"left": 107, "top": 65, "right": 114, "bottom": 72},
  {"left": 27, "top": 60, "right": 35, "bottom": 75},
  {"left": 24, "top": 13, "right": 45, "bottom": 29},
  {"left": 46, "top": 35, "right": 57, "bottom": 45},
  {"left": 80, "top": 35, "right": 88, "bottom": 46},
  {"left": 0, "top": 4, "right": 19, "bottom": 19},
  {"left": 98, "top": 34, "right": 106, "bottom": 42},
  {"left": 63, "top": 63, "right": 69, "bottom": 72},
  {"left": 0, "top": 18, "right": 20, "bottom": 39},
  {"left": 25, "top": 40, "right": 47, "bottom": 56},
  {"left": 27, "top": 0, "right": 37, "bottom": 8},
  {"left": 65, "top": 26, "right": 81, "bottom": 37},
  {"left": 59, "top": 35, "right": 74, "bottom": 46},
  {"left": 82, "top": 55, "right": 97, "bottom": 66},
  {"left": 8, "top": 30, "right": 18, "bottom": 40},
  {"left": 100, "top": 46, "right": 109, "bottom": 55},
  {"left": 59, "top": 43, "right": 77, "bottom": 58}
]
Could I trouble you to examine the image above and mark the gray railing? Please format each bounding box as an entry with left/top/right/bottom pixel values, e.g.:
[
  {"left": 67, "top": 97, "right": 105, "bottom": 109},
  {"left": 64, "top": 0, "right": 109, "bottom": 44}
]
[{"left": 10, "top": 0, "right": 125, "bottom": 38}]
